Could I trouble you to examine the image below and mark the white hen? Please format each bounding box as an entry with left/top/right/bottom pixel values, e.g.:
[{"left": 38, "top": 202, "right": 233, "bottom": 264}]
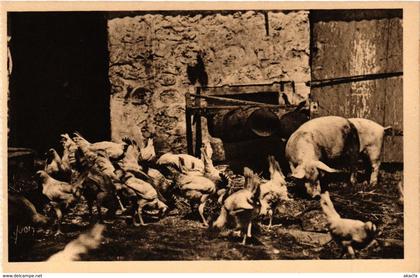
[{"left": 320, "top": 191, "right": 377, "bottom": 258}]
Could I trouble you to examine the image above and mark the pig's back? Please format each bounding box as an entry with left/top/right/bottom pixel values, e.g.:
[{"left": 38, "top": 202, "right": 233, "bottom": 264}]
[
  {"left": 295, "top": 116, "right": 349, "bottom": 134},
  {"left": 286, "top": 116, "right": 358, "bottom": 161},
  {"left": 348, "top": 118, "right": 385, "bottom": 152}
]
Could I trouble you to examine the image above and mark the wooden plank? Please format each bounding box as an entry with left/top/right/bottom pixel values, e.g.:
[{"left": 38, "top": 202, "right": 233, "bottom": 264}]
[
  {"left": 310, "top": 72, "right": 402, "bottom": 88},
  {"left": 190, "top": 93, "right": 283, "bottom": 108},
  {"left": 185, "top": 92, "right": 194, "bottom": 155},
  {"left": 190, "top": 105, "right": 297, "bottom": 111},
  {"left": 185, "top": 109, "right": 193, "bottom": 155},
  {"left": 311, "top": 83, "right": 352, "bottom": 118},
  {"left": 383, "top": 136, "right": 403, "bottom": 163},
  {"left": 311, "top": 16, "right": 402, "bottom": 80},
  {"left": 382, "top": 76, "right": 403, "bottom": 162},
  {"left": 194, "top": 88, "right": 202, "bottom": 158},
  {"left": 380, "top": 16, "right": 403, "bottom": 162},
  {"left": 201, "top": 83, "right": 281, "bottom": 96},
  {"left": 310, "top": 12, "right": 403, "bottom": 163}
]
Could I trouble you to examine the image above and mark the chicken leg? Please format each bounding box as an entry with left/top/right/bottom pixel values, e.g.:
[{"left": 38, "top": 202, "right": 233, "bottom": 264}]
[{"left": 198, "top": 196, "right": 209, "bottom": 227}]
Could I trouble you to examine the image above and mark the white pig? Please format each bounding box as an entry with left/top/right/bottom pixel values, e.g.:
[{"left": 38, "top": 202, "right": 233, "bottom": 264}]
[
  {"left": 348, "top": 118, "right": 392, "bottom": 187},
  {"left": 285, "top": 116, "right": 360, "bottom": 198}
]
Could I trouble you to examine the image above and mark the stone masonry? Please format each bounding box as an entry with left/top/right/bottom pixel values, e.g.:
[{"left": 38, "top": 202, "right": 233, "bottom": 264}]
[{"left": 108, "top": 10, "right": 310, "bottom": 155}]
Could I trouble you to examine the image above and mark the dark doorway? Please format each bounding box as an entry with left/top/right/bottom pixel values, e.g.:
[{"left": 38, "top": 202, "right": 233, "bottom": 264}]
[{"left": 8, "top": 12, "right": 110, "bottom": 154}]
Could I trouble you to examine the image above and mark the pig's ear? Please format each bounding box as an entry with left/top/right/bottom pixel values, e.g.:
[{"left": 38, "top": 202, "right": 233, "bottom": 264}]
[
  {"left": 291, "top": 165, "right": 305, "bottom": 179},
  {"left": 312, "top": 161, "right": 339, "bottom": 173}
]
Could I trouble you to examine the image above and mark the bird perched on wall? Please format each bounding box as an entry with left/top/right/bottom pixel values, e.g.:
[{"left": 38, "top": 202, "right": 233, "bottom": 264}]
[
  {"left": 320, "top": 191, "right": 377, "bottom": 258},
  {"left": 187, "top": 52, "right": 208, "bottom": 87}
]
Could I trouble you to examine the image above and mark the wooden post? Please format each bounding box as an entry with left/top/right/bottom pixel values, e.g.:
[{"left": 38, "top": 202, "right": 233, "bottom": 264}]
[
  {"left": 194, "top": 87, "right": 202, "bottom": 158},
  {"left": 185, "top": 92, "right": 193, "bottom": 155}
]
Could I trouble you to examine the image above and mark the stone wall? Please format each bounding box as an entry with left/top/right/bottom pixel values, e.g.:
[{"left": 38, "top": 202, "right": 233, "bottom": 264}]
[{"left": 108, "top": 10, "right": 310, "bottom": 155}]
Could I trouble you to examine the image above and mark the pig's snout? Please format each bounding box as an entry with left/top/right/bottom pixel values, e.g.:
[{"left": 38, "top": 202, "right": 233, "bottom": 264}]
[
  {"left": 305, "top": 182, "right": 321, "bottom": 199},
  {"left": 259, "top": 201, "right": 271, "bottom": 217}
]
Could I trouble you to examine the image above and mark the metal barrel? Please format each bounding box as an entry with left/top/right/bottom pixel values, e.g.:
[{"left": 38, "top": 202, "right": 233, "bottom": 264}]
[{"left": 206, "top": 107, "right": 280, "bottom": 142}]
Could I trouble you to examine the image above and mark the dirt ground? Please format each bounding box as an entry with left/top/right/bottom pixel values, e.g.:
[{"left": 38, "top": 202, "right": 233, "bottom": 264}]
[{"left": 8, "top": 165, "right": 403, "bottom": 261}]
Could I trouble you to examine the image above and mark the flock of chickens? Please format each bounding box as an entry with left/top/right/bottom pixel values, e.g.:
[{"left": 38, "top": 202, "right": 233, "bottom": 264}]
[{"left": 12, "top": 127, "right": 381, "bottom": 260}]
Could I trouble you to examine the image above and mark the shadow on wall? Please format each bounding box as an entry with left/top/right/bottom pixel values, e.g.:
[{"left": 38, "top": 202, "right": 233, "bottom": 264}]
[{"left": 8, "top": 12, "right": 111, "bottom": 154}]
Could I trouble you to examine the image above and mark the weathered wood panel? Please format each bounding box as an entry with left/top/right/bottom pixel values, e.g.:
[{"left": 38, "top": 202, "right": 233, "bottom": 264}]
[
  {"left": 310, "top": 10, "right": 403, "bottom": 162},
  {"left": 382, "top": 76, "right": 403, "bottom": 162}
]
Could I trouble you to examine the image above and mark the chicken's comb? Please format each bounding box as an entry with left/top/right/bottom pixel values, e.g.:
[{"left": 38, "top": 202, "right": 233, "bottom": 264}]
[{"left": 243, "top": 167, "right": 254, "bottom": 177}]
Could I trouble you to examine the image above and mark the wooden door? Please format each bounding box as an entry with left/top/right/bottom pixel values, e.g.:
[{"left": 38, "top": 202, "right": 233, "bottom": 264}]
[{"left": 310, "top": 10, "right": 403, "bottom": 162}]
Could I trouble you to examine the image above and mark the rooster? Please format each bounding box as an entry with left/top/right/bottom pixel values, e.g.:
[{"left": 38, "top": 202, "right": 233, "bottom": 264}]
[
  {"left": 47, "top": 224, "right": 105, "bottom": 262},
  {"left": 320, "top": 191, "right": 377, "bottom": 258},
  {"left": 44, "top": 148, "right": 72, "bottom": 182},
  {"left": 60, "top": 134, "right": 79, "bottom": 170},
  {"left": 117, "top": 138, "right": 144, "bottom": 175},
  {"left": 72, "top": 132, "right": 128, "bottom": 161},
  {"left": 121, "top": 172, "right": 168, "bottom": 226},
  {"left": 73, "top": 135, "right": 120, "bottom": 182},
  {"left": 211, "top": 167, "right": 261, "bottom": 245},
  {"left": 77, "top": 169, "right": 122, "bottom": 222},
  {"left": 73, "top": 138, "right": 126, "bottom": 218},
  {"left": 36, "top": 170, "right": 84, "bottom": 235},
  {"left": 259, "top": 155, "right": 291, "bottom": 228},
  {"left": 146, "top": 167, "right": 175, "bottom": 205},
  {"left": 200, "top": 143, "right": 231, "bottom": 204},
  {"left": 139, "top": 138, "right": 156, "bottom": 164},
  {"left": 116, "top": 138, "right": 170, "bottom": 203},
  {"left": 173, "top": 156, "right": 217, "bottom": 227}
]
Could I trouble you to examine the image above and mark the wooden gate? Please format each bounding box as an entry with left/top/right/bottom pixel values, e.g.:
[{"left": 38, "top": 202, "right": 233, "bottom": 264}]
[{"left": 310, "top": 10, "right": 403, "bottom": 162}]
